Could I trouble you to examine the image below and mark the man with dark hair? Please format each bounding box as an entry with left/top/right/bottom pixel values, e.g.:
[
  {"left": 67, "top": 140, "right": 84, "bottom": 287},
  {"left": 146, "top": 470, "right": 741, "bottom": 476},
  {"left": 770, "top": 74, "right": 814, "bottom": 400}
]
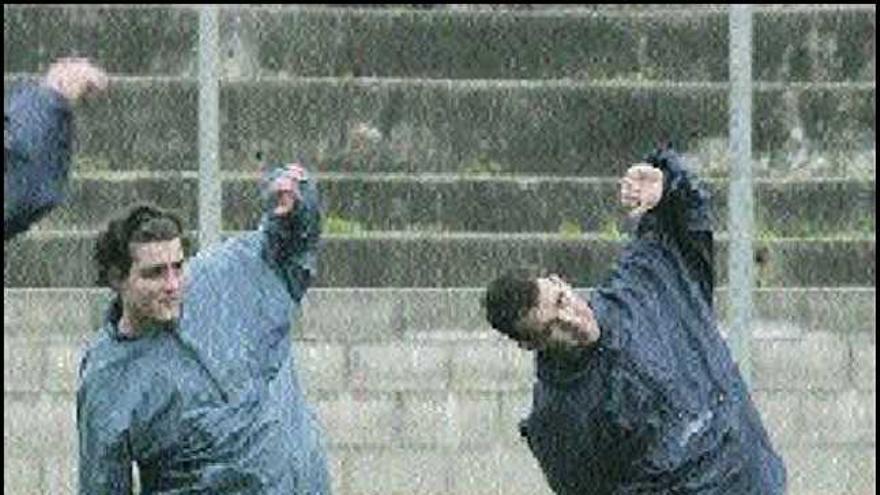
[
  {"left": 484, "top": 145, "right": 786, "bottom": 494},
  {"left": 77, "top": 162, "right": 331, "bottom": 494},
  {"left": 92, "top": 204, "right": 187, "bottom": 338},
  {"left": 5, "top": 57, "right": 108, "bottom": 240}
]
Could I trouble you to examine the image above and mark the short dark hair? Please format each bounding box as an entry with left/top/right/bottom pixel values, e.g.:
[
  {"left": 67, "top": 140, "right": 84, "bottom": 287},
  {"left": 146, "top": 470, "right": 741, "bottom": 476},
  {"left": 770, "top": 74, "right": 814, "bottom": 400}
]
[
  {"left": 483, "top": 267, "right": 546, "bottom": 341},
  {"left": 94, "top": 204, "right": 184, "bottom": 287}
]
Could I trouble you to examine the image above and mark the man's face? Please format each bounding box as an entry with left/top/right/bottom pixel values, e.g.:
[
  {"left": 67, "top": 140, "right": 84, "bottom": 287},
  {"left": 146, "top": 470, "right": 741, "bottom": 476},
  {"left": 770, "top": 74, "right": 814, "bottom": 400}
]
[
  {"left": 119, "top": 238, "right": 185, "bottom": 330},
  {"left": 515, "top": 274, "right": 597, "bottom": 351}
]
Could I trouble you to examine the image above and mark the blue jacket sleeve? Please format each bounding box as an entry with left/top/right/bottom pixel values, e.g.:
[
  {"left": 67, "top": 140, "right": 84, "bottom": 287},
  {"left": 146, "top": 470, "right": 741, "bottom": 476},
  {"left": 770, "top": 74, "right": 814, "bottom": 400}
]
[
  {"left": 636, "top": 144, "right": 715, "bottom": 305},
  {"left": 258, "top": 175, "right": 322, "bottom": 303},
  {"left": 4, "top": 83, "right": 73, "bottom": 240},
  {"left": 174, "top": 169, "right": 321, "bottom": 392},
  {"left": 77, "top": 352, "right": 134, "bottom": 494}
]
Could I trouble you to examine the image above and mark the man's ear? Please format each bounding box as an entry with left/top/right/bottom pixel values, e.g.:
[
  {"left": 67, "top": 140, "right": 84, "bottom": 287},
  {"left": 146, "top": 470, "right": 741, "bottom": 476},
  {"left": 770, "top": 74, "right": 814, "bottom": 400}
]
[{"left": 512, "top": 312, "right": 537, "bottom": 350}]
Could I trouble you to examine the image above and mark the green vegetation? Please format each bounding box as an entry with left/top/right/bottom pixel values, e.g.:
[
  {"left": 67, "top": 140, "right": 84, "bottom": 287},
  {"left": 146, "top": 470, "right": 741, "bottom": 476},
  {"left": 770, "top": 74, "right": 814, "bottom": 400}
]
[
  {"left": 461, "top": 154, "right": 505, "bottom": 176},
  {"left": 599, "top": 218, "right": 626, "bottom": 241},
  {"left": 323, "top": 214, "right": 366, "bottom": 235},
  {"left": 558, "top": 219, "right": 582, "bottom": 238},
  {"left": 74, "top": 156, "right": 112, "bottom": 172}
]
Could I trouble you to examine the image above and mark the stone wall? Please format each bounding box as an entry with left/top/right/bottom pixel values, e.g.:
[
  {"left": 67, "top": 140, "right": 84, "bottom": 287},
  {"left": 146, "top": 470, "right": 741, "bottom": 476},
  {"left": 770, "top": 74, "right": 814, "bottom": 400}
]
[{"left": 4, "top": 288, "right": 875, "bottom": 494}]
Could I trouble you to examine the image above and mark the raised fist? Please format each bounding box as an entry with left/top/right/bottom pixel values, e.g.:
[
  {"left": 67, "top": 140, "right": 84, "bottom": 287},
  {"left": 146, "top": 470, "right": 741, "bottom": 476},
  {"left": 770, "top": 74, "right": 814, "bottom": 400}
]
[
  {"left": 620, "top": 164, "right": 663, "bottom": 217},
  {"left": 44, "top": 57, "right": 108, "bottom": 104}
]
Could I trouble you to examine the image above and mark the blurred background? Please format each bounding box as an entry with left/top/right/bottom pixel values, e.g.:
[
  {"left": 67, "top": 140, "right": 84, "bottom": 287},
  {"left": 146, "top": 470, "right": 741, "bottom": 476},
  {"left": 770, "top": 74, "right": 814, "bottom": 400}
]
[{"left": 4, "top": 4, "right": 875, "bottom": 494}]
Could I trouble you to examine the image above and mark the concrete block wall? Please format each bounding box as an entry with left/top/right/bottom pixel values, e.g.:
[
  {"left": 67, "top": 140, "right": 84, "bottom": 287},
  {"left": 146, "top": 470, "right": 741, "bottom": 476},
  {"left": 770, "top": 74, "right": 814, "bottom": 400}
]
[{"left": 4, "top": 288, "right": 876, "bottom": 494}]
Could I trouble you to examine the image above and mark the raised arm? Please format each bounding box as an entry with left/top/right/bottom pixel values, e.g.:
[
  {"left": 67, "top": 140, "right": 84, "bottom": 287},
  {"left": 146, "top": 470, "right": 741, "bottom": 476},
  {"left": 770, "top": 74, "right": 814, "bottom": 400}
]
[
  {"left": 166, "top": 161, "right": 322, "bottom": 393},
  {"left": 621, "top": 143, "right": 714, "bottom": 303},
  {"left": 4, "top": 58, "right": 107, "bottom": 240},
  {"left": 4, "top": 83, "right": 73, "bottom": 239},
  {"left": 258, "top": 162, "right": 322, "bottom": 303}
]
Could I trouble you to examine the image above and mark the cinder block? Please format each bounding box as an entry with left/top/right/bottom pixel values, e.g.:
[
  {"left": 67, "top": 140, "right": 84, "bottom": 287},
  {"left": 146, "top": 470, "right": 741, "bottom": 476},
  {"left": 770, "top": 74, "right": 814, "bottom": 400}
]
[
  {"left": 751, "top": 332, "right": 849, "bottom": 391},
  {"left": 3, "top": 457, "right": 42, "bottom": 495},
  {"left": 499, "top": 391, "right": 534, "bottom": 446},
  {"left": 450, "top": 340, "right": 534, "bottom": 392},
  {"left": 7, "top": 395, "right": 77, "bottom": 491},
  {"left": 398, "top": 393, "right": 455, "bottom": 447},
  {"left": 851, "top": 333, "right": 876, "bottom": 391},
  {"left": 4, "top": 396, "right": 76, "bottom": 493},
  {"left": 448, "top": 448, "right": 502, "bottom": 495},
  {"left": 37, "top": 291, "right": 104, "bottom": 339},
  {"left": 452, "top": 394, "right": 500, "bottom": 448},
  {"left": 497, "top": 446, "right": 555, "bottom": 495},
  {"left": 325, "top": 448, "right": 345, "bottom": 495},
  {"left": 751, "top": 390, "right": 803, "bottom": 447},
  {"left": 300, "top": 289, "right": 399, "bottom": 342},
  {"left": 800, "top": 389, "right": 875, "bottom": 445},
  {"left": 44, "top": 450, "right": 77, "bottom": 495},
  {"left": 845, "top": 449, "right": 877, "bottom": 495},
  {"left": 45, "top": 344, "right": 81, "bottom": 393},
  {"left": 314, "top": 394, "right": 396, "bottom": 446},
  {"left": 783, "top": 444, "right": 876, "bottom": 495},
  {"left": 4, "top": 397, "right": 46, "bottom": 458},
  {"left": 350, "top": 344, "right": 449, "bottom": 391},
  {"left": 398, "top": 392, "right": 499, "bottom": 448},
  {"left": 3, "top": 289, "right": 25, "bottom": 330},
  {"left": 43, "top": 396, "right": 78, "bottom": 459},
  {"left": 296, "top": 343, "right": 347, "bottom": 393},
  {"left": 4, "top": 339, "right": 44, "bottom": 392},
  {"left": 4, "top": 289, "right": 109, "bottom": 339},
  {"left": 448, "top": 445, "right": 555, "bottom": 495},
  {"left": 347, "top": 449, "right": 449, "bottom": 495},
  {"left": 399, "top": 288, "right": 486, "bottom": 334}
]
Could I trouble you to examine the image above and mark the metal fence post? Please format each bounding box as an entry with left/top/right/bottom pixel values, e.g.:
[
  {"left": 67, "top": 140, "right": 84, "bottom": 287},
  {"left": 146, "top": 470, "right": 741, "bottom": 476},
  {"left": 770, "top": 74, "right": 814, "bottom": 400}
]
[
  {"left": 728, "top": 4, "right": 754, "bottom": 385},
  {"left": 198, "top": 5, "right": 221, "bottom": 249}
]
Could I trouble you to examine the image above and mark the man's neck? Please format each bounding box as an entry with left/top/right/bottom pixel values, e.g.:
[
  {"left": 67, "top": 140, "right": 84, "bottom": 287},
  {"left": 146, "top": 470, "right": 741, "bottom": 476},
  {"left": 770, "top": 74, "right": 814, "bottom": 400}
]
[
  {"left": 536, "top": 345, "right": 596, "bottom": 384},
  {"left": 117, "top": 313, "right": 172, "bottom": 339},
  {"left": 117, "top": 313, "right": 140, "bottom": 338}
]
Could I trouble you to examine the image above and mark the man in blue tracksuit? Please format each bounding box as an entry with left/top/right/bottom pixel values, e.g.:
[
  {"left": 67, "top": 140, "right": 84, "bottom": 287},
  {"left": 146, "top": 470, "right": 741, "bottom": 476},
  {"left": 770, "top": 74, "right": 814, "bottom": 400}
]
[
  {"left": 77, "top": 162, "right": 331, "bottom": 493},
  {"left": 4, "top": 58, "right": 107, "bottom": 240},
  {"left": 484, "top": 144, "right": 786, "bottom": 494}
]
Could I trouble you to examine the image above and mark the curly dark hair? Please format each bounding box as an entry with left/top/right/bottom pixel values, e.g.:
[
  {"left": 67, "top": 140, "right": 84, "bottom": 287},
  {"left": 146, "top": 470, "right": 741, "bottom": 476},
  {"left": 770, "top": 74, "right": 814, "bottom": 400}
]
[
  {"left": 94, "top": 204, "right": 184, "bottom": 287},
  {"left": 483, "top": 267, "right": 547, "bottom": 341}
]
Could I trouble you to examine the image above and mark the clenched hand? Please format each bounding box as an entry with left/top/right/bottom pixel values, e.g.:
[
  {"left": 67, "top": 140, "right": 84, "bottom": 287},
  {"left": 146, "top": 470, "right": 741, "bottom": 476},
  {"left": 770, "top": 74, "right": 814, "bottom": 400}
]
[
  {"left": 270, "top": 163, "right": 306, "bottom": 216},
  {"left": 44, "top": 57, "right": 108, "bottom": 104},
  {"left": 620, "top": 164, "right": 663, "bottom": 217}
]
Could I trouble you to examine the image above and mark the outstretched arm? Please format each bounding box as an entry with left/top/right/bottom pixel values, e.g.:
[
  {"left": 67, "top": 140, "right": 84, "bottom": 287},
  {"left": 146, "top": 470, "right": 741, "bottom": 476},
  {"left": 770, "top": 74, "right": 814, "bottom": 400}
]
[
  {"left": 5, "top": 84, "right": 72, "bottom": 239},
  {"left": 620, "top": 144, "right": 714, "bottom": 303},
  {"left": 259, "top": 162, "right": 322, "bottom": 303},
  {"left": 4, "top": 58, "right": 107, "bottom": 240}
]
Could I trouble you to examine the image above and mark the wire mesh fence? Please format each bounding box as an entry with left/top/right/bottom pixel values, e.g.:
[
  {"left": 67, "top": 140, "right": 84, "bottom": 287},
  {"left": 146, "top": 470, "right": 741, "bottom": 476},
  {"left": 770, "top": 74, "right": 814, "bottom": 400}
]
[{"left": 4, "top": 4, "right": 875, "bottom": 494}]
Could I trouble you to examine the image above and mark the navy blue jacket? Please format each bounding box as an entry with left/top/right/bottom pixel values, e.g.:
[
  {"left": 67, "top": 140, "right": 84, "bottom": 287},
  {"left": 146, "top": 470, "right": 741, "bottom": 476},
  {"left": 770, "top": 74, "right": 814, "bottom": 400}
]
[
  {"left": 77, "top": 173, "right": 330, "bottom": 494},
  {"left": 4, "top": 83, "right": 72, "bottom": 240},
  {"left": 521, "top": 147, "right": 786, "bottom": 494}
]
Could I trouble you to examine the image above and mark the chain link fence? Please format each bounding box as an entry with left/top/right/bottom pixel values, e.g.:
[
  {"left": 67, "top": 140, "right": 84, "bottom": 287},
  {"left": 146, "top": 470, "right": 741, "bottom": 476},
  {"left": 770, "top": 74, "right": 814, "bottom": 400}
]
[{"left": 4, "top": 4, "right": 875, "bottom": 494}]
